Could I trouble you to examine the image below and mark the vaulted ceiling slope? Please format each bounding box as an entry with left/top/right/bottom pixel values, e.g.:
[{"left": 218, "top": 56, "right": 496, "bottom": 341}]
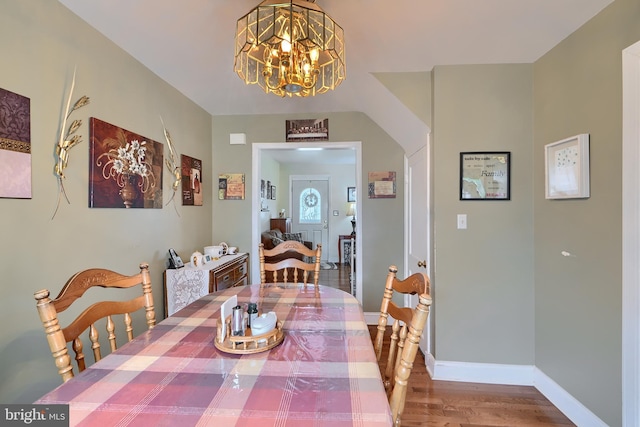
[{"left": 58, "top": 0, "right": 613, "bottom": 153}]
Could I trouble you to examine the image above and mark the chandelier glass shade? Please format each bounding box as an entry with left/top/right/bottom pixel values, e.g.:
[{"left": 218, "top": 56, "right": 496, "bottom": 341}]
[{"left": 234, "top": 0, "right": 346, "bottom": 97}]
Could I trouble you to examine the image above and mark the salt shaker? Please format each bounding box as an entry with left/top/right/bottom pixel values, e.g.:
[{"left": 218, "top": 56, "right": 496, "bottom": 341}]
[{"left": 232, "top": 305, "right": 244, "bottom": 336}]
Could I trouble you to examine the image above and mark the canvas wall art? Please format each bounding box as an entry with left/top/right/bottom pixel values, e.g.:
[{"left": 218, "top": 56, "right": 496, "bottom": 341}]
[
  {"left": 219, "top": 173, "right": 245, "bottom": 200},
  {"left": 0, "top": 88, "right": 31, "bottom": 198},
  {"left": 368, "top": 171, "right": 396, "bottom": 199},
  {"left": 181, "top": 154, "right": 203, "bottom": 206},
  {"left": 89, "top": 117, "right": 163, "bottom": 208}
]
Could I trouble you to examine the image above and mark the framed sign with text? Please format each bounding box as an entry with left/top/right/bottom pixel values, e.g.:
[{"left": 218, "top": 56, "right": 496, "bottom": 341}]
[{"left": 460, "top": 152, "right": 510, "bottom": 200}]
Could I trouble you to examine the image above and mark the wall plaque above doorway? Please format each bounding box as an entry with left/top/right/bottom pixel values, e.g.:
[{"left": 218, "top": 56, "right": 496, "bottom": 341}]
[{"left": 285, "top": 118, "right": 329, "bottom": 142}]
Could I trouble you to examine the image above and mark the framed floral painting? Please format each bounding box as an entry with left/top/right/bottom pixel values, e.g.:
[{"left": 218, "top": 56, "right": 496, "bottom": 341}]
[{"left": 89, "top": 117, "right": 163, "bottom": 208}]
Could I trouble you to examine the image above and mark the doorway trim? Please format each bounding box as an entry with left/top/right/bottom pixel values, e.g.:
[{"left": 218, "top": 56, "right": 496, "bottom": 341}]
[
  {"left": 622, "top": 39, "right": 640, "bottom": 427},
  {"left": 252, "top": 141, "right": 363, "bottom": 304}
]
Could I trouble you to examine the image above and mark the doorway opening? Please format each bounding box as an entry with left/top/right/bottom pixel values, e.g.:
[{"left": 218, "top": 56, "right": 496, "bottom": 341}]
[{"left": 251, "top": 141, "right": 363, "bottom": 304}]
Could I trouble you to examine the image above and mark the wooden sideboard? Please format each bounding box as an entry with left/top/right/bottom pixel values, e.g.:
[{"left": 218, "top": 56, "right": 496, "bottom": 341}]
[
  {"left": 164, "top": 253, "right": 249, "bottom": 316},
  {"left": 212, "top": 253, "right": 249, "bottom": 291}
]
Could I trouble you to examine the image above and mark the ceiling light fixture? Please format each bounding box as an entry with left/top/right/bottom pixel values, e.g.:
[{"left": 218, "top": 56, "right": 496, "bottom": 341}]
[{"left": 234, "top": 0, "right": 346, "bottom": 97}]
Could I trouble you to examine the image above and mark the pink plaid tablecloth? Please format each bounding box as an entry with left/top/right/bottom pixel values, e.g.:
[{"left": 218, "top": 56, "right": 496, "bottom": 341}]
[{"left": 36, "top": 284, "right": 393, "bottom": 426}]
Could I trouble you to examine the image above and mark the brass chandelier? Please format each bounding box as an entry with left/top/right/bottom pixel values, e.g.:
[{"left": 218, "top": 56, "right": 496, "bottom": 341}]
[{"left": 234, "top": 0, "right": 346, "bottom": 97}]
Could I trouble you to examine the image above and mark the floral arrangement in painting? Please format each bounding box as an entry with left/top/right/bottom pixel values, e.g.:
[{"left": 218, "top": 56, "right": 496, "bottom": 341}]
[
  {"left": 52, "top": 67, "right": 90, "bottom": 219},
  {"left": 110, "top": 140, "right": 150, "bottom": 176},
  {"left": 96, "top": 136, "right": 156, "bottom": 208},
  {"left": 89, "top": 117, "right": 163, "bottom": 209}
]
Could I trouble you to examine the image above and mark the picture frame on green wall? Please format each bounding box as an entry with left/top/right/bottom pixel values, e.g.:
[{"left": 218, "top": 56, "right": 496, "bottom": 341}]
[
  {"left": 544, "top": 134, "right": 590, "bottom": 199},
  {"left": 460, "top": 152, "right": 511, "bottom": 200}
]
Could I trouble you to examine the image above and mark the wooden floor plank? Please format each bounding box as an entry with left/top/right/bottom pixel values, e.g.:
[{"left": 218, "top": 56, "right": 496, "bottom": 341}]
[{"left": 322, "top": 264, "right": 576, "bottom": 426}]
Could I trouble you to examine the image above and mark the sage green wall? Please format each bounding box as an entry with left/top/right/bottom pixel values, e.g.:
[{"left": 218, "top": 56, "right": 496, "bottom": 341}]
[
  {"left": 211, "top": 113, "right": 404, "bottom": 311},
  {"left": 0, "top": 1, "right": 212, "bottom": 403},
  {"left": 432, "top": 64, "right": 535, "bottom": 364},
  {"left": 372, "top": 72, "right": 432, "bottom": 129},
  {"left": 533, "top": 0, "right": 640, "bottom": 424}
]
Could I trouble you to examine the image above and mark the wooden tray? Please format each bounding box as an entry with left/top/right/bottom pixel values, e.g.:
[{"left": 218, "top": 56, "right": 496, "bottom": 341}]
[{"left": 215, "top": 317, "right": 284, "bottom": 354}]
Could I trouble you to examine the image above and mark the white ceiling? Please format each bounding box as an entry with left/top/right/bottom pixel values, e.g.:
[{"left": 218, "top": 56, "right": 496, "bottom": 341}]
[
  {"left": 264, "top": 146, "right": 356, "bottom": 165},
  {"left": 57, "top": 0, "right": 614, "bottom": 157}
]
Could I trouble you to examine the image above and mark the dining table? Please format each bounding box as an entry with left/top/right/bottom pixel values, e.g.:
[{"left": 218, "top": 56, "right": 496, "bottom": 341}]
[{"left": 36, "top": 283, "right": 393, "bottom": 426}]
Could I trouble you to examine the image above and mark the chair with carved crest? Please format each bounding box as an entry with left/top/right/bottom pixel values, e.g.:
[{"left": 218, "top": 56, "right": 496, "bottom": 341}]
[
  {"left": 373, "top": 265, "right": 432, "bottom": 426},
  {"left": 34, "top": 263, "right": 156, "bottom": 383},
  {"left": 259, "top": 241, "right": 322, "bottom": 287}
]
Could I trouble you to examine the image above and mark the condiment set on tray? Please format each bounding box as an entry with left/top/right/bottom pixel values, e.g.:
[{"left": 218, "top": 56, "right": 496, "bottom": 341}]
[{"left": 214, "top": 295, "right": 284, "bottom": 354}]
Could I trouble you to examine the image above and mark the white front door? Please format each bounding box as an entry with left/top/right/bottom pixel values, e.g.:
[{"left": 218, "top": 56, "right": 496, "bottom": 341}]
[
  {"left": 291, "top": 177, "right": 329, "bottom": 262},
  {"left": 406, "top": 142, "right": 434, "bottom": 372}
]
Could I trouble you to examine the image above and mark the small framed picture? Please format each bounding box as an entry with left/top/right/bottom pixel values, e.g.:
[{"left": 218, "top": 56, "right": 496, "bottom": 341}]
[
  {"left": 285, "top": 118, "right": 329, "bottom": 142},
  {"left": 368, "top": 171, "right": 396, "bottom": 199},
  {"left": 545, "top": 134, "right": 590, "bottom": 199},
  {"left": 460, "top": 152, "right": 510, "bottom": 200},
  {"left": 347, "top": 187, "right": 356, "bottom": 202},
  {"left": 271, "top": 185, "right": 276, "bottom": 200}
]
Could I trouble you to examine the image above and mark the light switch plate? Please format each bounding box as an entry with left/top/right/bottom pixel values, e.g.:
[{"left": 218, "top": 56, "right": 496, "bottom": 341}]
[{"left": 457, "top": 214, "right": 467, "bottom": 229}]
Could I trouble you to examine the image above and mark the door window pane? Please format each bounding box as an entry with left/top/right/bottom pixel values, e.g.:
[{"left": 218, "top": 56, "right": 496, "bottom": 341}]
[{"left": 299, "top": 188, "right": 321, "bottom": 224}]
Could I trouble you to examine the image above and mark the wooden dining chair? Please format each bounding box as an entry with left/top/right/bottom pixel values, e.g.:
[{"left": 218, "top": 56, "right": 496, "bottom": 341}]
[
  {"left": 259, "top": 241, "right": 322, "bottom": 286},
  {"left": 34, "top": 263, "right": 156, "bottom": 383},
  {"left": 374, "top": 265, "right": 432, "bottom": 426}
]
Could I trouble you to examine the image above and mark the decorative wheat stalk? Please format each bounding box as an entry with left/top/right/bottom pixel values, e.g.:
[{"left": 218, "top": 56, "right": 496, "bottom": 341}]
[
  {"left": 52, "top": 67, "right": 90, "bottom": 219},
  {"left": 160, "top": 116, "right": 181, "bottom": 216}
]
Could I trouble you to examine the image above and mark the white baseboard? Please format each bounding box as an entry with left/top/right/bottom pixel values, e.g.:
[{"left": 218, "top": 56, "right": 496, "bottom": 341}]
[
  {"left": 425, "top": 352, "right": 435, "bottom": 377},
  {"left": 430, "top": 361, "right": 608, "bottom": 427},
  {"left": 432, "top": 360, "right": 534, "bottom": 385},
  {"left": 364, "top": 312, "right": 607, "bottom": 427},
  {"left": 533, "top": 367, "right": 608, "bottom": 427},
  {"left": 364, "top": 312, "right": 384, "bottom": 325}
]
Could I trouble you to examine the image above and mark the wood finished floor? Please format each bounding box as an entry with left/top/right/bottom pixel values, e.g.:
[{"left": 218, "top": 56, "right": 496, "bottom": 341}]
[{"left": 322, "top": 264, "right": 576, "bottom": 427}]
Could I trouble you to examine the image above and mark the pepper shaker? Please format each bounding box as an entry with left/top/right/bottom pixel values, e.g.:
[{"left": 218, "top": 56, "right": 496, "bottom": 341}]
[{"left": 247, "top": 303, "right": 258, "bottom": 328}]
